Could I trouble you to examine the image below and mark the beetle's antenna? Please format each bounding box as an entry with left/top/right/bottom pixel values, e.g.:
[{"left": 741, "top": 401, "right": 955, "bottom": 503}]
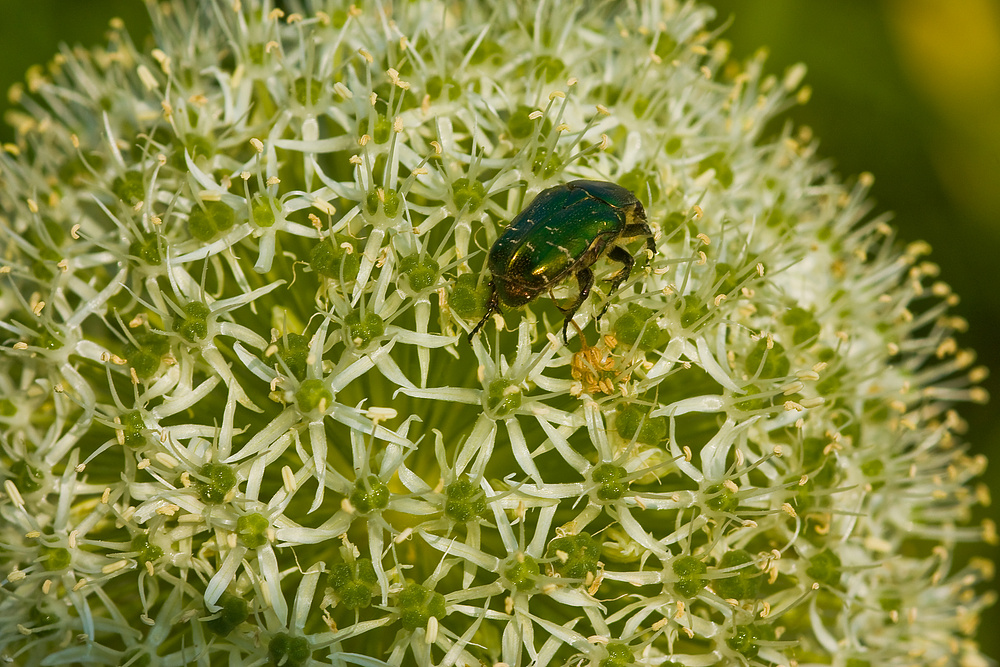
[{"left": 467, "top": 284, "right": 498, "bottom": 341}]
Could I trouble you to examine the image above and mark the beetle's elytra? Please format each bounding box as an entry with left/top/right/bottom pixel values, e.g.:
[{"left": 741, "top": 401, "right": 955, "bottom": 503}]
[{"left": 469, "top": 180, "right": 656, "bottom": 342}]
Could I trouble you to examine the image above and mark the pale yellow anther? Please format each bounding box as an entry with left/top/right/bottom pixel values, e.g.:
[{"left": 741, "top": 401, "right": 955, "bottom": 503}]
[
  {"left": 102, "top": 559, "right": 131, "bottom": 575},
  {"left": 970, "top": 366, "right": 990, "bottom": 383},
  {"left": 387, "top": 68, "right": 410, "bottom": 90},
  {"left": 548, "top": 90, "right": 565, "bottom": 100},
  {"left": 156, "top": 503, "right": 180, "bottom": 516},
  {"left": 137, "top": 64, "right": 159, "bottom": 91},
  {"left": 932, "top": 281, "right": 951, "bottom": 297},
  {"left": 783, "top": 381, "right": 803, "bottom": 395},
  {"left": 936, "top": 338, "right": 957, "bottom": 358},
  {"left": 528, "top": 110, "right": 544, "bottom": 120},
  {"left": 358, "top": 48, "right": 374, "bottom": 64},
  {"left": 367, "top": 406, "right": 397, "bottom": 422}
]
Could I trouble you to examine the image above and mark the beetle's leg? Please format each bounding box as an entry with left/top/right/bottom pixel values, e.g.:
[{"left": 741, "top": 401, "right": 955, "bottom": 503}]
[
  {"left": 623, "top": 222, "right": 657, "bottom": 256},
  {"left": 604, "top": 245, "right": 634, "bottom": 294},
  {"left": 596, "top": 245, "right": 635, "bottom": 322},
  {"left": 555, "top": 267, "right": 594, "bottom": 342},
  {"left": 468, "top": 281, "right": 499, "bottom": 342}
]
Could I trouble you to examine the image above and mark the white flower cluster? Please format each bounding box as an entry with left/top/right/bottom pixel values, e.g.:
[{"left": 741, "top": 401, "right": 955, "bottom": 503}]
[{"left": 0, "top": 1, "right": 992, "bottom": 666}]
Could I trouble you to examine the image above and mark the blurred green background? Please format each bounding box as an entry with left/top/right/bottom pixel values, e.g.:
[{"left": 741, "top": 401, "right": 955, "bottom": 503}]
[{"left": 1, "top": 0, "right": 997, "bottom": 659}]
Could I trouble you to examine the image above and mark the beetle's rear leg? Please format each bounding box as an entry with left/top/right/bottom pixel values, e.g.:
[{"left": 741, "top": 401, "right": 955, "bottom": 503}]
[
  {"left": 554, "top": 266, "right": 594, "bottom": 342},
  {"left": 468, "top": 281, "right": 499, "bottom": 342},
  {"left": 596, "top": 245, "right": 635, "bottom": 321}
]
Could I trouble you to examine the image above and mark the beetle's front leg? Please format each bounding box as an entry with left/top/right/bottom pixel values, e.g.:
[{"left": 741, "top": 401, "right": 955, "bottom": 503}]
[
  {"left": 601, "top": 245, "right": 635, "bottom": 314},
  {"left": 623, "top": 222, "right": 657, "bottom": 256},
  {"left": 556, "top": 267, "right": 594, "bottom": 342}
]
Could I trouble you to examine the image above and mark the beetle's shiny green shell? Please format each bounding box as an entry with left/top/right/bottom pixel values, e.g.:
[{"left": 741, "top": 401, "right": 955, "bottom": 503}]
[
  {"left": 488, "top": 180, "right": 642, "bottom": 307},
  {"left": 469, "top": 179, "right": 655, "bottom": 342}
]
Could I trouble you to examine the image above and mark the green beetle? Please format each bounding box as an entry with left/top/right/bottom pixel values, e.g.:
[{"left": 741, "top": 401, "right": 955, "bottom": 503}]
[{"left": 469, "top": 180, "right": 655, "bottom": 342}]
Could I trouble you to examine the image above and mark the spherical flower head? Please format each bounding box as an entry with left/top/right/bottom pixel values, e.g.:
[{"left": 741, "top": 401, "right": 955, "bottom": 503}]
[{"left": 0, "top": 1, "right": 993, "bottom": 666}]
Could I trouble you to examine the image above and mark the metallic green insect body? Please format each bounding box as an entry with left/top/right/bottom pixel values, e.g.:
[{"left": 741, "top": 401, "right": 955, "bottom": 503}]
[{"left": 469, "top": 180, "right": 655, "bottom": 342}]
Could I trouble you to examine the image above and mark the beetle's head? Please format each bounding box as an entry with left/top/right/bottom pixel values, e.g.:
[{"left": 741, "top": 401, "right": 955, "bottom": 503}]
[{"left": 493, "top": 276, "right": 538, "bottom": 309}]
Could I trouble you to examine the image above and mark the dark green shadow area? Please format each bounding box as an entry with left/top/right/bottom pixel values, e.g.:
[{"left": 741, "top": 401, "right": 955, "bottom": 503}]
[{"left": 0, "top": 0, "right": 152, "bottom": 143}]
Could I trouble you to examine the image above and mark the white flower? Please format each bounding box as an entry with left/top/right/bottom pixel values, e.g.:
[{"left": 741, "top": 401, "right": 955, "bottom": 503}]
[{"left": 0, "top": 1, "right": 991, "bottom": 666}]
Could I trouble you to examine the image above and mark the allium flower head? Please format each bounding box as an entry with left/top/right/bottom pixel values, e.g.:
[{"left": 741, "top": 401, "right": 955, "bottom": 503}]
[{"left": 0, "top": 1, "right": 993, "bottom": 666}]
